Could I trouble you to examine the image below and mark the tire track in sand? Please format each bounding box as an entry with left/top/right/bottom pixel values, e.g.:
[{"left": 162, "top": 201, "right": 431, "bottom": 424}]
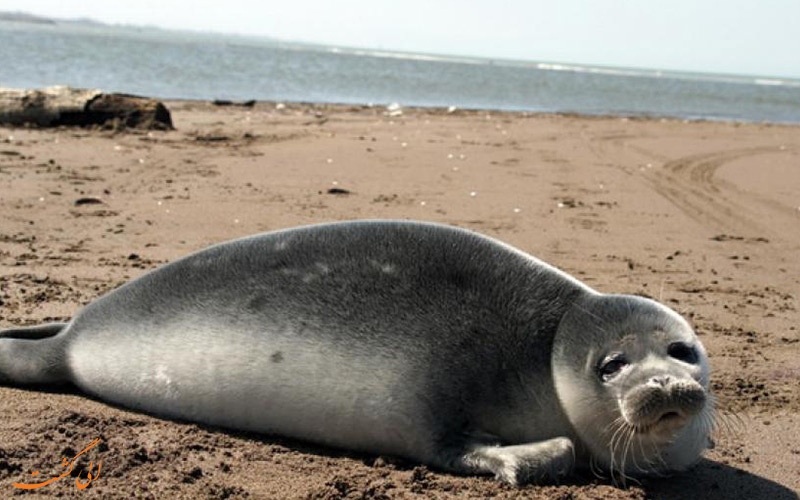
[{"left": 645, "top": 147, "right": 788, "bottom": 236}]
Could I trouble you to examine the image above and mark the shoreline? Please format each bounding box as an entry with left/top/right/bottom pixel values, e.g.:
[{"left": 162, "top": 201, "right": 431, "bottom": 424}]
[
  {"left": 4, "top": 95, "right": 800, "bottom": 129},
  {"left": 171, "top": 99, "right": 800, "bottom": 126}
]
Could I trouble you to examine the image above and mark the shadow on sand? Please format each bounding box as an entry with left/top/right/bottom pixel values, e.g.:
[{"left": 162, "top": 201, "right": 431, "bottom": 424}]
[{"left": 640, "top": 458, "right": 797, "bottom": 500}]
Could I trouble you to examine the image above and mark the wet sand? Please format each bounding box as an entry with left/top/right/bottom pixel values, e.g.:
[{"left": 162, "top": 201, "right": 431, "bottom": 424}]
[{"left": 1, "top": 101, "right": 799, "bottom": 499}]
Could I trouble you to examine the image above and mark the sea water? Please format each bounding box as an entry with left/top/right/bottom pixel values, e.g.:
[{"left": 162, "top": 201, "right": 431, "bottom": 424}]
[{"left": 2, "top": 20, "right": 799, "bottom": 123}]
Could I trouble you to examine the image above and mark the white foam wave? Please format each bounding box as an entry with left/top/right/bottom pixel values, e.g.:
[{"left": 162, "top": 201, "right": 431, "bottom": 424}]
[
  {"left": 754, "top": 78, "right": 794, "bottom": 86},
  {"left": 322, "top": 46, "right": 800, "bottom": 88},
  {"left": 326, "top": 47, "right": 484, "bottom": 66}
]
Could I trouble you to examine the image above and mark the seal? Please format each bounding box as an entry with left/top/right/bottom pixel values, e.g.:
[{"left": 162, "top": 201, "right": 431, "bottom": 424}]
[{"left": 0, "top": 220, "right": 714, "bottom": 485}]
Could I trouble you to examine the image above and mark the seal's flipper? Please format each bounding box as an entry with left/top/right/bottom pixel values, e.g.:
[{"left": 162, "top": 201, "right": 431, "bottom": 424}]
[
  {"left": 0, "top": 325, "right": 69, "bottom": 385},
  {"left": 0, "top": 322, "right": 68, "bottom": 339},
  {"left": 448, "top": 437, "right": 575, "bottom": 486}
]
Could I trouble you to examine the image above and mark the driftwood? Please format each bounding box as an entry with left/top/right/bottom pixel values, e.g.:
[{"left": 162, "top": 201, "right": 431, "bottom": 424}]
[{"left": 0, "top": 86, "right": 173, "bottom": 130}]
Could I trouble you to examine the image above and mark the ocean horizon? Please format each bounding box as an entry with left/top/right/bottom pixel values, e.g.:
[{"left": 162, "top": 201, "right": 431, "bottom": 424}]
[{"left": 2, "top": 18, "right": 800, "bottom": 124}]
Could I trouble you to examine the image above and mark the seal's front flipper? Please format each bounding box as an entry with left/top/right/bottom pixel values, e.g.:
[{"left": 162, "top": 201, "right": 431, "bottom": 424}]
[
  {"left": 0, "top": 322, "right": 68, "bottom": 339},
  {"left": 453, "top": 437, "right": 575, "bottom": 486},
  {"left": 0, "top": 323, "right": 69, "bottom": 385}
]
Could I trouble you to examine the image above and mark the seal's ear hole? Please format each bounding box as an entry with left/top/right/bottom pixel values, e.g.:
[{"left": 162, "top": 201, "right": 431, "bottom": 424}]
[{"left": 667, "top": 342, "right": 698, "bottom": 364}]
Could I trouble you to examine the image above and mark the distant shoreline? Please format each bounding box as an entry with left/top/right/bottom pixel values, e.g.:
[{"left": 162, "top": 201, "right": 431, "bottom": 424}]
[
  {"left": 0, "top": 11, "right": 55, "bottom": 24},
  {"left": 155, "top": 99, "right": 800, "bottom": 127}
]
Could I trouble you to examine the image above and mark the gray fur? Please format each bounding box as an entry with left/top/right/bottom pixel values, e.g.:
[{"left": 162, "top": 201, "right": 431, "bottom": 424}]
[{"left": 0, "top": 220, "right": 712, "bottom": 485}]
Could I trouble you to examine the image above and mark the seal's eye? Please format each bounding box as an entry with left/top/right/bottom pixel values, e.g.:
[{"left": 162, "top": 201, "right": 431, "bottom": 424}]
[
  {"left": 668, "top": 342, "right": 698, "bottom": 364},
  {"left": 598, "top": 356, "right": 628, "bottom": 381}
]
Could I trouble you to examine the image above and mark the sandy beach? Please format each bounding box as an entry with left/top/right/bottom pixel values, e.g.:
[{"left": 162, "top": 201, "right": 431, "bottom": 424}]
[{"left": 1, "top": 101, "right": 798, "bottom": 499}]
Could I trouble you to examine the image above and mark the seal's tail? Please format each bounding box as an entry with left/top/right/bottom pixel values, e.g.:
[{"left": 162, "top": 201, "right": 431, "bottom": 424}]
[{"left": 0, "top": 322, "right": 69, "bottom": 385}]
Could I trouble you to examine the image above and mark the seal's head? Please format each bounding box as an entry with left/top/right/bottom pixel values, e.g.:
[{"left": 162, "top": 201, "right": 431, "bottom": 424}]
[{"left": 552, "top": 293, "right": 713, "bottom": 479}]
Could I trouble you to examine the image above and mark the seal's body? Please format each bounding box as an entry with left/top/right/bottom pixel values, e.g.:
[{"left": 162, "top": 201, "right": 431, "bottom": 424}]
[{"left": 1, "top": 221, "right": 713, "bottom": 485}]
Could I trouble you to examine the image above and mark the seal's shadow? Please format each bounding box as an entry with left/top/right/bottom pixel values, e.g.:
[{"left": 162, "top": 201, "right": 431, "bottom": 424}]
[{"left": 639, "top": 459, "right": 798, "bottom": 500}]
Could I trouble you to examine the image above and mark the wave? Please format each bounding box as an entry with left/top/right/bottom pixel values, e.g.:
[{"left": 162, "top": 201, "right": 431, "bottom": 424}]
[
  {"left": 323, "top": 45, "right": 800, "bottom": 88},
  {"left": 326, "top": 46, "right": 485, "bottom": 66}
]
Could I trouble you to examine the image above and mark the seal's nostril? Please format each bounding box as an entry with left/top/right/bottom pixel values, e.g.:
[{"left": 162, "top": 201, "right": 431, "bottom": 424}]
[{"left": 650, "top": 375, "right": 671, "bottom": 387}]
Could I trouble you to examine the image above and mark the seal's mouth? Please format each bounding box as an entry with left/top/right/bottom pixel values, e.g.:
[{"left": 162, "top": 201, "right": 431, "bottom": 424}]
[
  {"left": 657, "top": 411, "right": 682, "bottom": 423},
  {"left": 633, "top": 409, "right": 690, "bottom": 435}
]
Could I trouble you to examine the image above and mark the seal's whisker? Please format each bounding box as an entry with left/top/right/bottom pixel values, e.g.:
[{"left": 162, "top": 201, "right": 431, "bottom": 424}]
[
  {"left": 604, "top": 416, "right": 628, "bottom": 483},
  {"left": 630, "top": 429, "right": 657, "bottom": 477},
  {"left": 712, "top": 403, "right": 744, "bottom": 437},
  {"left": 637, "top": 437, "right": 661, "bottom": 475},
  {"left": 602, "top": 415, "right": 626, "bottom": 437},
  {"left": 646, "top": 438, "right": 669, "bottom": 475},
  {"left": 620, "top": 426, "right": 642, "bottom": 485},
  {"left": 608, "top": 420, "right": 627, "bottom": 485},
  {"left": 715, "top": 412, "right": 740, "bottom": 437},
  {"left": 701, "top": 408, "right": 717, "bottom": 437},
  {"left": 589, "top": 454, "right": 606, "bottom": 480},
  {"left": 700, "top": 392, "right": 741, "bottom": 437},
  {"left": 608, "top": 419, "right": 638, "bottom": 486},
  {"left": 622, "top": 426, "right": 636, "bottom": 473}
]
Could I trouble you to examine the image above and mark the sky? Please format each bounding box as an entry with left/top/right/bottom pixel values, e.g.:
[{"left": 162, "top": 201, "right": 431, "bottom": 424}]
[{"left": 3, "top": 0, "right": 799, "bottom": 79}]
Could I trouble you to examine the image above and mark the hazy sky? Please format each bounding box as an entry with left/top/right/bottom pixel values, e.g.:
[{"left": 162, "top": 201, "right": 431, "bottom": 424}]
[{"left": 4, "top": 0, "right": 799, "bottom": 78}]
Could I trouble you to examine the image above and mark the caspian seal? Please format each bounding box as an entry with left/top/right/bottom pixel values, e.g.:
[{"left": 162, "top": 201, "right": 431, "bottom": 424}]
[{"left": 0, "top": 220, "right": 713, "bottom": 485}]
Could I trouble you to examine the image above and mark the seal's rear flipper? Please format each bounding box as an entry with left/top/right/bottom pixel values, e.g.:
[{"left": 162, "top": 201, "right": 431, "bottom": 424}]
[
  {"left": 0, "top": 322, "right": 68, "bottom": 339},
  {"left": 0, "top": 323, "right": 69, "bottom": 385}
]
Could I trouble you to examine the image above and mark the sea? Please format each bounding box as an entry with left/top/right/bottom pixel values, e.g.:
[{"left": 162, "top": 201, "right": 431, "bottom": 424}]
[{"left": 2, "top": 19, "right": 800, "bottom": 124}]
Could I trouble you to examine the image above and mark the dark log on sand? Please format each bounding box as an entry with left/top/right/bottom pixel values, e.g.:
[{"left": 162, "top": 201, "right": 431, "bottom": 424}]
[{"left": 0, "top": 86, "right": 173, "bottom": 130}]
